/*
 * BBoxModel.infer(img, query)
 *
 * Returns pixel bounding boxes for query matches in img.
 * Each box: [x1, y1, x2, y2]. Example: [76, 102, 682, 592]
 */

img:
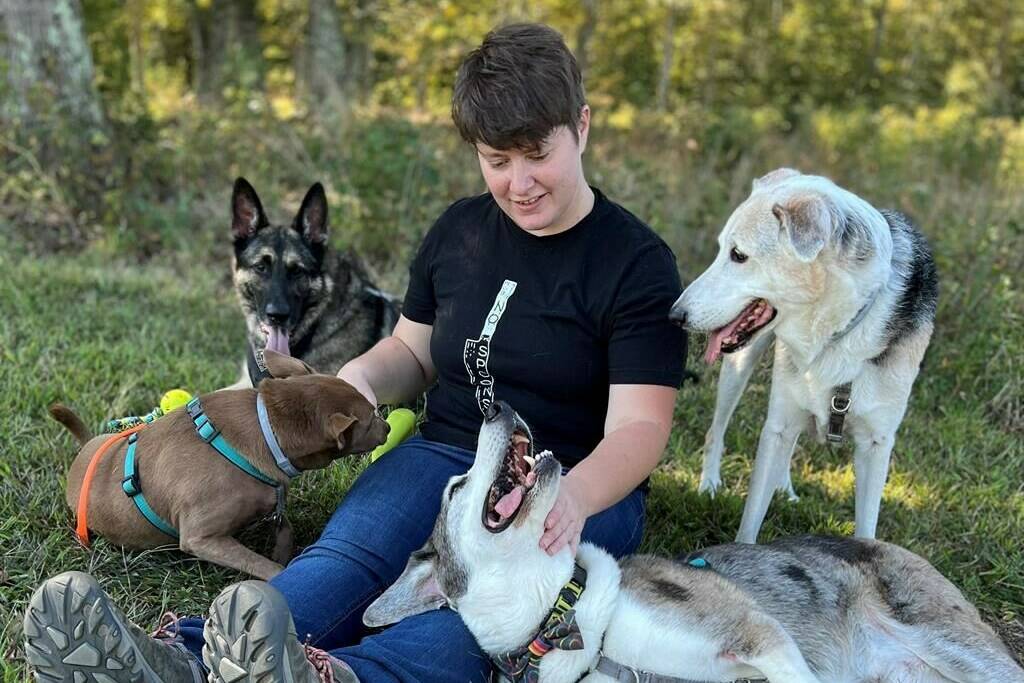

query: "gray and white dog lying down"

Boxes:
[364, 402, 1022, 683]
[670, 168, 938, 543]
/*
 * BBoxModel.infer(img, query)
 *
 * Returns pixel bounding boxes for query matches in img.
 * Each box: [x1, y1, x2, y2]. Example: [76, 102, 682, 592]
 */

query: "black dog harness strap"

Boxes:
[827, 382, 853, 444]
[595, 655, 766, 683]
[491, 562, 587, 682]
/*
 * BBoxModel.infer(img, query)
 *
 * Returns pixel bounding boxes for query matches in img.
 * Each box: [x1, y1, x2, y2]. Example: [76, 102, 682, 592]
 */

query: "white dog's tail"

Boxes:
[49, 404, 92, 445]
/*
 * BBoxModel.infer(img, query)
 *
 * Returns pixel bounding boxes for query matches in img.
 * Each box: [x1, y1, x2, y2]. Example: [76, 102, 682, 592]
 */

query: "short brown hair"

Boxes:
[452, 23, 586, 151]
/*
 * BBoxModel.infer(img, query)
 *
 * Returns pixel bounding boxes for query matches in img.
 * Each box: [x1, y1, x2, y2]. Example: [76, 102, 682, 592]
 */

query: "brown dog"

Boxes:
[50, 351, 388, 579]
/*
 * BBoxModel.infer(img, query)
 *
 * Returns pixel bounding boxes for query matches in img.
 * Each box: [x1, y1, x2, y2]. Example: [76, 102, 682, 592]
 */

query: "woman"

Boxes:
[24, 23, 686, 683]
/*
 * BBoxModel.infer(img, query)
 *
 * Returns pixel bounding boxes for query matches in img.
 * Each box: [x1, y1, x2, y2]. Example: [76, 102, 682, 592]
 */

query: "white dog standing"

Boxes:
[670, 168, 937, 543]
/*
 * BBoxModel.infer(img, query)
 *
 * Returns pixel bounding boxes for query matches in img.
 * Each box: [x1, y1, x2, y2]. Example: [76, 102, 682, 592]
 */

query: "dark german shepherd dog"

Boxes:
[229, 178, 399, 387]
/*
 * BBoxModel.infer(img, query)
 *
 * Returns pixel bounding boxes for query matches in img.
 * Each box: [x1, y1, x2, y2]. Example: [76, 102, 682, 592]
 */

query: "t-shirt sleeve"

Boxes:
[606, 243, 688, 386]
[401, 216, 446, 325]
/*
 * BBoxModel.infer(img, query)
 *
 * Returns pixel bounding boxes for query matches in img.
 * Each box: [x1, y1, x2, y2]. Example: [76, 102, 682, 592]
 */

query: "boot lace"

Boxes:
[150, 611, 184, 643]
[304, 642, 351, 683]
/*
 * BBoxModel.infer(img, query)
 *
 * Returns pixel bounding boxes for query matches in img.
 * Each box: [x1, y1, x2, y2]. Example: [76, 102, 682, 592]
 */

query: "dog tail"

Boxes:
[49, 404, 92, 445]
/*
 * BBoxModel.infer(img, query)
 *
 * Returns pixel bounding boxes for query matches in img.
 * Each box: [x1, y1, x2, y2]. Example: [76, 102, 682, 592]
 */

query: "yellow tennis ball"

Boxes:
[160, 389, 193, 414]
[370, 408, 416, 462]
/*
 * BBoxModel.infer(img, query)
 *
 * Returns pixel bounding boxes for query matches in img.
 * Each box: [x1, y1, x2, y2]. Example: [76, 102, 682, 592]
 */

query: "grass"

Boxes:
[1, 121, 1022, 677]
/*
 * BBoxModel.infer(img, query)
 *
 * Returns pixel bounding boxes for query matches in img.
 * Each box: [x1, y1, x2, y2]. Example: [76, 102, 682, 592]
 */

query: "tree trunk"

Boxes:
[576, 0, 598, 80]
[0, 0, 112, 239]
[127, 0, 146, 95]
[865, 0, 887, 95]
[190, 0, 265, 106]
[299, 0, 347, 112]
[656, 3, 678, 112]
[0, 0, 106, 131]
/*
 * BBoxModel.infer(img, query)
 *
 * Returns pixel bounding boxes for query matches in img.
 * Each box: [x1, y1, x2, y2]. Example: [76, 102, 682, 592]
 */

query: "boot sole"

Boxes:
[203, 581, 308, 683]
[22, 571, 163, 683]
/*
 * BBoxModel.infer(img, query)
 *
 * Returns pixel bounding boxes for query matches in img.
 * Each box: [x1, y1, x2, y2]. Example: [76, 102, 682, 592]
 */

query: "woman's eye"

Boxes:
[528, 153, 549, 162]
[730, 247, 748, 264]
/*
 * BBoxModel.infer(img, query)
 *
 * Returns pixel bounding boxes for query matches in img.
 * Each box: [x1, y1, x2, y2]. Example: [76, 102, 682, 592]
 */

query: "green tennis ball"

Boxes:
[370, 408, 416, 462]
[160, 389, 193, 414]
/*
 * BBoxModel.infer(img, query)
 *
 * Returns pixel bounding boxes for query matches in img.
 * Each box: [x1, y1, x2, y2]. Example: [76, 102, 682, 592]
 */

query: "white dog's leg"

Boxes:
[853, 430, 896, 539]
[736, 380, 805, 544]
[724, 613, 822, 683]
[743, 639, 822, 683]
[701, 331, 774, 496]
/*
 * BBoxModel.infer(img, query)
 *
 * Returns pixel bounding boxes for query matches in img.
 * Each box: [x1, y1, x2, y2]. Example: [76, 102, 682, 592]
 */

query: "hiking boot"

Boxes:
[23, 570, 205, 682]
[204, 580, 359, 683]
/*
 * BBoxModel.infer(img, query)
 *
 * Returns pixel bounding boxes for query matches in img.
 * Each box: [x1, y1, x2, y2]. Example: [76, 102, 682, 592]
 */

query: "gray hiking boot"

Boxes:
[23, 570, 205, 683]
[203, 580, 359, 683]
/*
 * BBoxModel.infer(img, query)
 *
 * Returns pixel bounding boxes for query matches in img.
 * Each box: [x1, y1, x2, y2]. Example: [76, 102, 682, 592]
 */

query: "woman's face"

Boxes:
[475, 107, 591, 237]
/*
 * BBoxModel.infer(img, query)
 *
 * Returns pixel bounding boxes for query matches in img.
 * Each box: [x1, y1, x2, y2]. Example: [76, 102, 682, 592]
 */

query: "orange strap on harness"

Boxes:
[75, 423, 148, 548]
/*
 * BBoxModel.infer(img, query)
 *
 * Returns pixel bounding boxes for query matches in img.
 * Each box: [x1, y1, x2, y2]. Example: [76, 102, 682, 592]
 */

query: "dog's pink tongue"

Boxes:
[266, 327, 291, 356]
[495, 486, 524, 519]
[705, 314, 745, 365]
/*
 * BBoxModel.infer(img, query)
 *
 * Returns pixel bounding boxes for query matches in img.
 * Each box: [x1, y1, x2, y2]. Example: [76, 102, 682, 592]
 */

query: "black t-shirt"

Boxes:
[402, 188, 687, 467]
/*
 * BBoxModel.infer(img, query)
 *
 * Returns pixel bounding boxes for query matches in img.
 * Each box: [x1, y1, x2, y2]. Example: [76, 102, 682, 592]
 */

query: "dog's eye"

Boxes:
[253, 257, 271, 274]
[730, 247, 748, 264]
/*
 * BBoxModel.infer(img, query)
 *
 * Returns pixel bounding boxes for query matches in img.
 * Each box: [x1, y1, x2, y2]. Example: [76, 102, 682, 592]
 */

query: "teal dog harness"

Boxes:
[122, 396, 287, 537]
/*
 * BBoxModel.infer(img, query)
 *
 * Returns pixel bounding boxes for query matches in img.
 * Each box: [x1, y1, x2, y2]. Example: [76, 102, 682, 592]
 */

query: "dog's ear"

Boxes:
[263, 350, 315, 378]
[752, 167, 801, 191]
[328, 412, 358, 451]
[362, 541, 446, 627]
[232, 177, 268, 242]
[294, 182, 328, 245]
[773, 194, 831, 262]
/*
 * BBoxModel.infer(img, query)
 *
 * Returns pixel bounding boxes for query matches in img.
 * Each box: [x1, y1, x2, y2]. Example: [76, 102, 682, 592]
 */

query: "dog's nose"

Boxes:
[668, 308, 687, 328]
[266, 301, 290, 327]
[484, 402, 502, 421]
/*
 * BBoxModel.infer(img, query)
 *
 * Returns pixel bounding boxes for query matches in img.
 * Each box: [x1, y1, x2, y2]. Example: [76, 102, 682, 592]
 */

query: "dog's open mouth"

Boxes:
[705, 298, 777, 363]
[260, 323, 291, 356]
[482, 427, 555, 533]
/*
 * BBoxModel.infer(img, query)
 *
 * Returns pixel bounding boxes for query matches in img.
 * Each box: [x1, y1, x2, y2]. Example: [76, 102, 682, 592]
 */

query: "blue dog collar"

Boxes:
[256, 394, 301, 478]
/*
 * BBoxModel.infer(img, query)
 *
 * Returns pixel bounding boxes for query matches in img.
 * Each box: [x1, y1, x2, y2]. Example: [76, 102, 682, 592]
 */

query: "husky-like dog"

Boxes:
[364, 402, 1022, 683]
[669, 168, 937, 543]
[229, 178, 399, 386]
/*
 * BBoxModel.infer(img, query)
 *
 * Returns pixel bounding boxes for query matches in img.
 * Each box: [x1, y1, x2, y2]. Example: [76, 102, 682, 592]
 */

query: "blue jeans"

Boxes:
[178, 436, 647, 682]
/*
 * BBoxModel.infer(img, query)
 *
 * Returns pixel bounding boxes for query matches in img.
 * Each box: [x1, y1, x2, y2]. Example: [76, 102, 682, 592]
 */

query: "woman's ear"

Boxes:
[577, 104, 591, 154]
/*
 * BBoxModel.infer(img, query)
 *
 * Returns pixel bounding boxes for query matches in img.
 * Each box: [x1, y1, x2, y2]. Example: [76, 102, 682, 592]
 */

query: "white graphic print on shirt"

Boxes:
[463, 279, 517, 415]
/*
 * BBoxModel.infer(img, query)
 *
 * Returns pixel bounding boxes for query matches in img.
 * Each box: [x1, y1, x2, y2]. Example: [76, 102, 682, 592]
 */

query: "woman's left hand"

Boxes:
[540, 476, 589, 556]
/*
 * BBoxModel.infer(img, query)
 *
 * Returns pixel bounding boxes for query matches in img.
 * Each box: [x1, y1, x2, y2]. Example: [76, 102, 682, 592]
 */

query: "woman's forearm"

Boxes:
[564, 418, 671, 517]
[338, 336, 432, 406]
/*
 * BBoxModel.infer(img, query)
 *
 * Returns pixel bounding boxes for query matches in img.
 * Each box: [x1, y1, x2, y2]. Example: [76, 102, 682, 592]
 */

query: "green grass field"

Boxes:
[1, 130, 1022, 677]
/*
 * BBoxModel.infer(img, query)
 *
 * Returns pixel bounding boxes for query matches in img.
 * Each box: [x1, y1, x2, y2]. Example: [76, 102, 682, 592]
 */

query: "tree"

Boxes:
[0, 0, 107, 134]
[298, 0, 348, 111]
[0, 0, 112, 237]
[190, 0, 265, 105]
[575, 0, 597, 80]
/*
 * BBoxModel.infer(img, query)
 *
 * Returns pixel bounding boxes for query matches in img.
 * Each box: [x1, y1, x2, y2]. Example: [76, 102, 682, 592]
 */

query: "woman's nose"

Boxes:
[508, 161, 534, 195]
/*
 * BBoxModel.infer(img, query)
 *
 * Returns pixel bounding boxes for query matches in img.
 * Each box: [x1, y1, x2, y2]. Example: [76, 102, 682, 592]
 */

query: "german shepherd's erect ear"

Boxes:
[231, 177, 269, 244]
[293, 182, 329, 246]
